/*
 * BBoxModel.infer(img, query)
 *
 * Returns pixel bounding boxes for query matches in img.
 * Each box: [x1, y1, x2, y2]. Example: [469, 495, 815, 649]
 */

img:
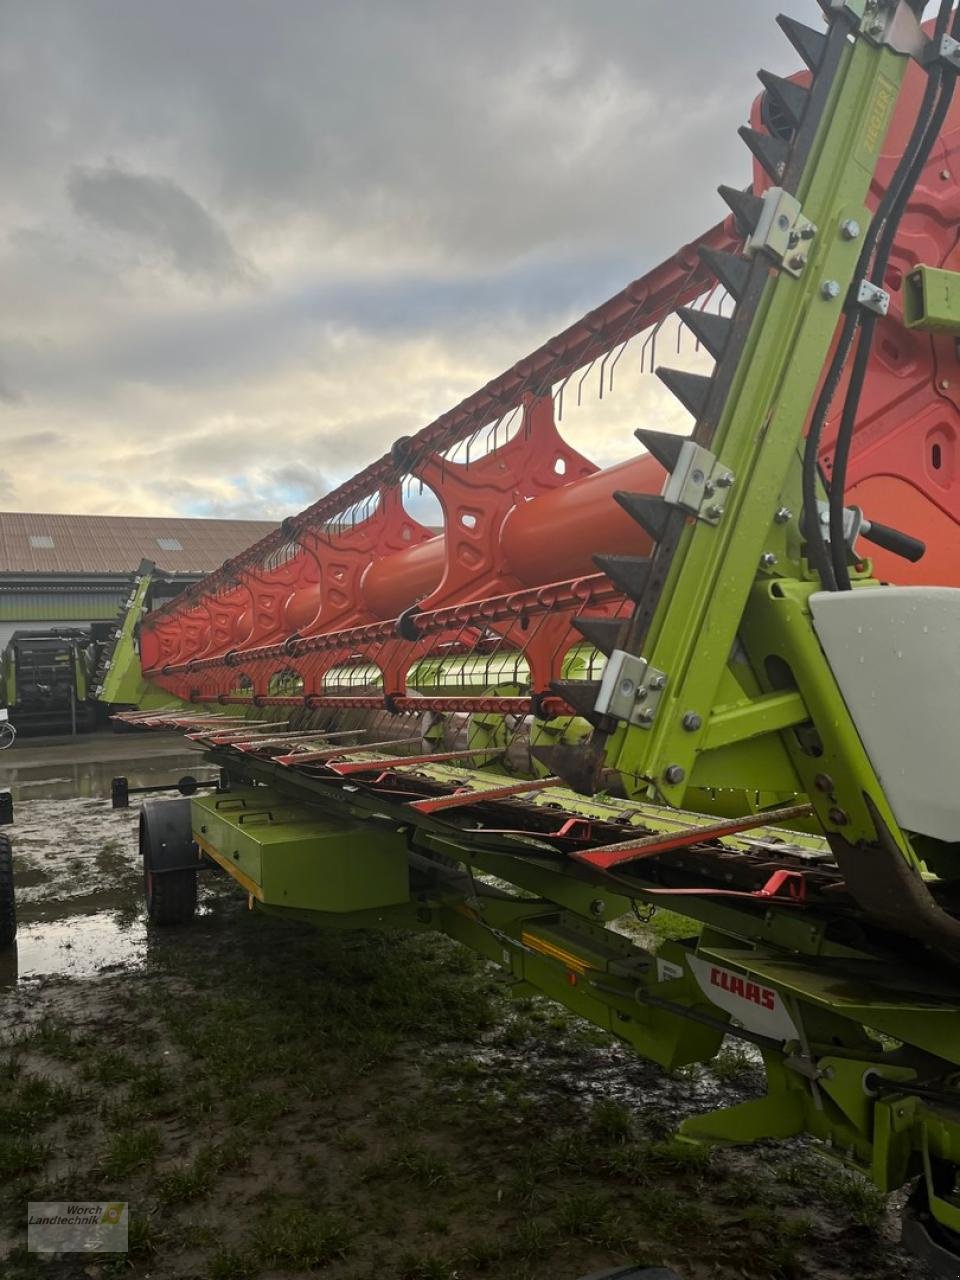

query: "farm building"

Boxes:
[0, 512, 276, 648]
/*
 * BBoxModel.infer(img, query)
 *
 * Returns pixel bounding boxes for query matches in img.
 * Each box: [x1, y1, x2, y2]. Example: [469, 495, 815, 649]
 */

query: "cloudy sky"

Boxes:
[1, 0, 829, 522]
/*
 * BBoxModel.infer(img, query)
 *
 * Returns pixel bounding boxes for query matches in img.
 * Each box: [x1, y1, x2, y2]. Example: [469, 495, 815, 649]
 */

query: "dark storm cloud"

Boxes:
[68, 165, 257, 286]
[1, 0, 827, 266]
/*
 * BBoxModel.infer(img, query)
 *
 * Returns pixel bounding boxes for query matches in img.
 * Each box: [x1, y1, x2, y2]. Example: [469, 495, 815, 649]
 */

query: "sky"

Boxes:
[0, 0, 830, 522]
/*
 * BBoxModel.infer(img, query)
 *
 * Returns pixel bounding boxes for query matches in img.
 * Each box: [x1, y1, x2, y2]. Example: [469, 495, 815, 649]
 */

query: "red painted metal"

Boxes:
[274, 737, 421, 766]
[571, 803, 815, 871]
[208, 730, 365, 748]
[140, 58, 960, 722]
[329, 748, 503, 776]
[145, 222, 731, 626]
[407, 777, 565, 814]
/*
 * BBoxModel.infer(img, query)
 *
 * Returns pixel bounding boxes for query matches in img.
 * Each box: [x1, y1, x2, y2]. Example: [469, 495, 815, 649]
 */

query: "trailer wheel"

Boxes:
[140, 798, 198, 925]
[0, 833, 16, 949]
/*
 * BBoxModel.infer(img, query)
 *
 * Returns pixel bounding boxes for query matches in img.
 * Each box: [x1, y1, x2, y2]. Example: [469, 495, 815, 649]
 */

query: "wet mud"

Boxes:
[0, 733, 935, 1279]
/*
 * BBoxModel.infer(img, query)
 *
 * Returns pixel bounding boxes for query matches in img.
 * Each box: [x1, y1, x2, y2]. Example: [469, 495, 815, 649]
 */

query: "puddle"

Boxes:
[1, 751, 216, 803]
[0, 735, 222, 982]
[0, 911, 147, 985]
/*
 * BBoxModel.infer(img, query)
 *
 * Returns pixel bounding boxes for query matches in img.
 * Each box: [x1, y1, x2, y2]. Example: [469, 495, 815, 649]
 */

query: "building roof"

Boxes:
[0, 512, 277, 575]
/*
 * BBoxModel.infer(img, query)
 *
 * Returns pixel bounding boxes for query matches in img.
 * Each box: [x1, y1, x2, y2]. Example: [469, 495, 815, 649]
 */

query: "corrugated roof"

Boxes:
[0, 512, 277, 574]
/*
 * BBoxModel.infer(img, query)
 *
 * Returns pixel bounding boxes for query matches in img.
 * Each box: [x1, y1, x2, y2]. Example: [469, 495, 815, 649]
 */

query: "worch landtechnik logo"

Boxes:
[28, 1202, 128, 1253]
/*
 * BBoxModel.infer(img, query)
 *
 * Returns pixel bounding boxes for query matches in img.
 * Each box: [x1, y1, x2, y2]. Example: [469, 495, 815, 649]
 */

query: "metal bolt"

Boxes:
[941, 169, 951, 180]
[648, 674, 667, 691]
[760, 552, 778, 568]
[814, 773, 835, 793]
[664, 764, 686, 785]
[828, 806, 849, 826]
[706, 505, 724, 520]
[841, 219, 861, 241]
[619, 677, 636, 699]
[777, 213, 791, 231]
[821, 279, 841, 300]
[636, 707, 655, 725]
[774, 506, 792, 524]
[799, 225, 816, 241]
[715, 473, 734, 489]
[589, 899, 605, 918]
[703, 480, 716, 498]
[789, 254, 807, 271]
[682, 711, 702, 732]
[940, 379, 951, 391]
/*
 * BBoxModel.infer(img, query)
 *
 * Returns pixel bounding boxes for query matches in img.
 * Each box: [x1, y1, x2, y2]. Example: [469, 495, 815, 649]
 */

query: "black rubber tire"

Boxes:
[144, 866, 197, 925]
[0, 833, 16, 950]
[140, 800, 198, 926]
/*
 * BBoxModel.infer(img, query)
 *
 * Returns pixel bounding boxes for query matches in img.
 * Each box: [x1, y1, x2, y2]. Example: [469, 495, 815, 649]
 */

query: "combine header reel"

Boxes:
[106, 0, 960, 1270]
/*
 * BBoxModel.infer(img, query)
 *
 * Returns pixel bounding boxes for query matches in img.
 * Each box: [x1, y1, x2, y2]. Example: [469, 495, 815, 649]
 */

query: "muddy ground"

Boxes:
[0, 732, 935, 1280]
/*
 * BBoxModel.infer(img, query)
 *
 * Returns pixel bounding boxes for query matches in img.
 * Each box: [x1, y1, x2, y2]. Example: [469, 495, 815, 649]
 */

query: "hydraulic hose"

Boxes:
[828, 2, 959, 587]
[802, 0, 956, 589]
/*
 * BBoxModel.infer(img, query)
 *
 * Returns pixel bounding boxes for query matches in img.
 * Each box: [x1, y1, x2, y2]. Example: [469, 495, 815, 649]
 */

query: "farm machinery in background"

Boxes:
[0, 563, 208, 737]
[84, 1, 960, 1270]
[0, 630, 97, 736]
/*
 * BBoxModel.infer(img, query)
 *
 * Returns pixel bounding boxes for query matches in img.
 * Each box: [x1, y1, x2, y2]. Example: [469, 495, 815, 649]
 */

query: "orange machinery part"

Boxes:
[358, 452, 663, 620]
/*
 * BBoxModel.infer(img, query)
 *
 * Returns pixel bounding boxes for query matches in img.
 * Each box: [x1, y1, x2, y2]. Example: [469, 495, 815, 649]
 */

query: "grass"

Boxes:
[0, 863, 915, 1280]
[83, 1048, 141, 1086]
[100, 1125, 162, 1178]
[819, 1166, 887, 1229]
[0, 1072, 78, 1136]
[397, 1253, 459, 1280]
[364, 1143, 452, 1189]
[708, 1043, 759, 1085]
[250, 1200, 352, 1269]
[19, 1014, 82, 1060]
[0, 1136, 50, 1179]
[207, 1246, 258, 1280]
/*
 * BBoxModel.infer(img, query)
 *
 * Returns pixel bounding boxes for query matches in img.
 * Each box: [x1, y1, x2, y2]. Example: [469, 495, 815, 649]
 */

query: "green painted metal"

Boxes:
[113, 4, 960, 1253]
[1, 644, 13, 707]
[903, 264, 960, 331]
[173, 704, 960, 1245]
[1, 629, 93, 726]
[597, 23, 925, 868]
[192, 754, 960, 1211]
[95, 566, 190, 711]
[0, 589, 125, 622]
[738, 578, 929, 865]
[191, 787, 409, 911]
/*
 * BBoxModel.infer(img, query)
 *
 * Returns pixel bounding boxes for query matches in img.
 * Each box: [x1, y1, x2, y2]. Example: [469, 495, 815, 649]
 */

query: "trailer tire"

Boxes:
[0, 833, 16, 950]
[140, 798, 198, 925]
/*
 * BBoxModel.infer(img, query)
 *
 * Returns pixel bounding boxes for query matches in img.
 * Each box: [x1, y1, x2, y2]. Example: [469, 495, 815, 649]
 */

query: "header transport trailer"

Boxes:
[41, 1, 960, 1271]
